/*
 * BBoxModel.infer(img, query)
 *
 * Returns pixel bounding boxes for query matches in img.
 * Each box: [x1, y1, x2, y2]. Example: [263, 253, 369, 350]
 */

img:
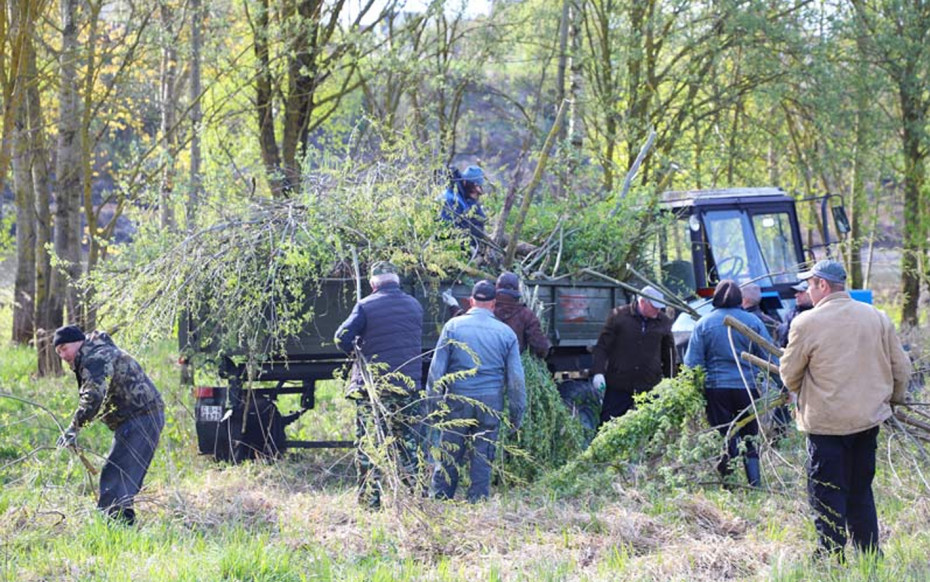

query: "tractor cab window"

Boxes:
[703, 210, 757, 284]
[752, 212, 801, 284]
[702, 208, 801, 287]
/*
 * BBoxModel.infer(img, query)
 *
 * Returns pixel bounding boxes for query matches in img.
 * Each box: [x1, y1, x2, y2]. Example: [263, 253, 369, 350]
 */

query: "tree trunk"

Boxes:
[78, 0, 103, 329]
[29, 52, 60, 374]
[848, 67, 868, 290]
[55, 0, 84, 326]
[188, 0, 202, 231]
[0, 0, 31, 197]
[281, 0, 320, 195]
[899, 84, 927, 328]
[252, 0, 285, 197]
[158, 1, 178, 230]
[12, 90, 35, 344]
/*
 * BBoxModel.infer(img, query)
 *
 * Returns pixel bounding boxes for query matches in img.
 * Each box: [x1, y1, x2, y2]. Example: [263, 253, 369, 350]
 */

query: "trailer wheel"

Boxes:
[210, 395, 288, 463]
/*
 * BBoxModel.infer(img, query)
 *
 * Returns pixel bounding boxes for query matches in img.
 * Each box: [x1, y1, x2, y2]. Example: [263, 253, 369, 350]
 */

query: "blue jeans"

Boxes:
[431, 396, 501, 503]
[98, 409, 165, 523]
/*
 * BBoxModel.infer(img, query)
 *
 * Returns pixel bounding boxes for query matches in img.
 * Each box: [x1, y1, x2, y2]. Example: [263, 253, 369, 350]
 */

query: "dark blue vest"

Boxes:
[354, 284, 424, 391]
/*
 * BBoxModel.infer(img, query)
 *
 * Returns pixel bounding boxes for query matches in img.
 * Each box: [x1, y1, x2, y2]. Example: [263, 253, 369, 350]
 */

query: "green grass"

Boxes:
[2, 302, 930, 581]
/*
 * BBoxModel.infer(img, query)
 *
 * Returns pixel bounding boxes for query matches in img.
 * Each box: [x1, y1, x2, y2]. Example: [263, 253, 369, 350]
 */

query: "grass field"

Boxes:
[2, 300, 929, 581]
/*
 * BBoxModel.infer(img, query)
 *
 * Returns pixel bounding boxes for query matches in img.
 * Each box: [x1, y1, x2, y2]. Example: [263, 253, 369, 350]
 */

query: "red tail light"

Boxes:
[697, 287, 715, 298]
[193, 387, 214, 399]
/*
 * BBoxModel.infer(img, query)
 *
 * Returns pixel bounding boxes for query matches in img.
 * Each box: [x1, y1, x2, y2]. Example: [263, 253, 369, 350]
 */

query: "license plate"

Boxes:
[198, 405, 223, 423]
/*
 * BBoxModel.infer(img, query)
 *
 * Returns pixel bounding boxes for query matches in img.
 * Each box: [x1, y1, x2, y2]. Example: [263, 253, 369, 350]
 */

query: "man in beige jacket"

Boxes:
[780, 260, 912, 561]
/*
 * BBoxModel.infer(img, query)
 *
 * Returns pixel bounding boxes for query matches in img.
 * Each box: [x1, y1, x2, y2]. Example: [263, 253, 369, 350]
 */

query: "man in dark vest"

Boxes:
[335, 261, 425, 509]
[591, 285, 677, 423]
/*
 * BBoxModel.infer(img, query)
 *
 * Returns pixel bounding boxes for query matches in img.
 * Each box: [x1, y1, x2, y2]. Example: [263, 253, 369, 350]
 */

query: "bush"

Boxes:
[545, 368, 716, 495]
[495, 353, 590, 485]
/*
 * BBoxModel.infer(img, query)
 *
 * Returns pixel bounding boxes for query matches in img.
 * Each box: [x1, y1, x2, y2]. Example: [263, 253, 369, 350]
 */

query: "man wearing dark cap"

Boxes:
[493, 272, 551, 359]
[427, 279, 526, 502]
[684, 280, 775, 487]
[591, 285, 677, 423]
[335, 260, 425, 509]
[775, 281, 813, 349]
[54, 324, 165, 525]
[780, 260, 912, 561]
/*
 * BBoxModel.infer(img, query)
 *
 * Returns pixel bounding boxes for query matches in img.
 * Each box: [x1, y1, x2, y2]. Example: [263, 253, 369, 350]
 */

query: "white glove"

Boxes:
[57, 427, 78, 449]
[592, 374, 606, 392]
[441, 289, 459, 308]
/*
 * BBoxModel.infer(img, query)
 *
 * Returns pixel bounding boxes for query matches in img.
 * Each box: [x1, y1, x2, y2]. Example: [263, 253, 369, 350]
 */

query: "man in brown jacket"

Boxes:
[494, 272, 551, 359]
[780, 260, 912, 561]
[592, 286, 677, 423]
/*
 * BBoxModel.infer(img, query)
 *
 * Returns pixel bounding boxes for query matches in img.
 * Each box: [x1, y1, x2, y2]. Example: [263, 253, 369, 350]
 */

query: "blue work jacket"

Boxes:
[683, 307, 778, 390]
[427, 307, 526, 428]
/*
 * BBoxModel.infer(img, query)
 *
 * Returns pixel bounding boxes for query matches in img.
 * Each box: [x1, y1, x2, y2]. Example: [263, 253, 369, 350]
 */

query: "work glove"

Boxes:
[592, 374, 606, 392]
[441, 288, 459, 308]
[56, 427, 78, 449]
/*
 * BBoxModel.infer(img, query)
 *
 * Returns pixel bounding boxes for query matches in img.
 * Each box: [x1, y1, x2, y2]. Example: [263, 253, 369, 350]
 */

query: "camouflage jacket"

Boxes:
[68, 331, 164, 432]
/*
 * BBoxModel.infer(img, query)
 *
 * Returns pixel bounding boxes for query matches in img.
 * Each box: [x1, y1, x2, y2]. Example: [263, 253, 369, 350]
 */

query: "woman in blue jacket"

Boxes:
[684, 280, 777, 487]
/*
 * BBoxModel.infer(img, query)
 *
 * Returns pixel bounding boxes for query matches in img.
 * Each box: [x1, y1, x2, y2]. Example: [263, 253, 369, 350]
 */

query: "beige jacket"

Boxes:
[780, 292, 912, 436]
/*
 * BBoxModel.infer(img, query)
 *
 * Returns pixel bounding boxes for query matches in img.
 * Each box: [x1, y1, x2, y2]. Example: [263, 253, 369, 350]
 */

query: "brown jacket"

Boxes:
[780, 292, 912, 436]
[494, 294, 551, 359]
[592, 303, 676, 394]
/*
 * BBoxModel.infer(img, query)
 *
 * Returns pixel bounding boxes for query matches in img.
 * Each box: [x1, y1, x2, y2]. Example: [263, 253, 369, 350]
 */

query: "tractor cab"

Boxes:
[653, 187, 807, 301]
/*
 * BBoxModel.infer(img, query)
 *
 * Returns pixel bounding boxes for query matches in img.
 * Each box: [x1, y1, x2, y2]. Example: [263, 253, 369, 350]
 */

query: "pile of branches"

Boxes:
[544, 368, 714, 495]
[89, 156, 470, 356]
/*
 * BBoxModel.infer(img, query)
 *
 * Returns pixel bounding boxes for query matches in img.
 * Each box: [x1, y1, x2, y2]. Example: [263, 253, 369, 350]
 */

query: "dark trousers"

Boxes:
[599, 389, 635, 424]
[99, 409, 165, 524]
[432, 397, 501, 503]
[355, 393, 422, 508]
[807, 426, 880, 556]
[704, 389, 759, 479]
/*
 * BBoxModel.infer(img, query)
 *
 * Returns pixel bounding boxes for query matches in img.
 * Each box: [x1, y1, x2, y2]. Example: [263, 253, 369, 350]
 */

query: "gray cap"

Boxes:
[790, 281, 809, 292]
[639, 285, 665, 308]
[798, 259, 846, 284]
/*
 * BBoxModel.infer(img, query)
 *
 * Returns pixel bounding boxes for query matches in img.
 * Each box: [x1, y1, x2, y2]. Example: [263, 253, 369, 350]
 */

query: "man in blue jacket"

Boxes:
[335, 261, 425, 509]
[439, 166, 488, 256]
[428, 280, 526, 502]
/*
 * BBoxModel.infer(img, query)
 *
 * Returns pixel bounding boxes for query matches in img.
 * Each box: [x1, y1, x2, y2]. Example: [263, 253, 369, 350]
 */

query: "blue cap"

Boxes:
[472, 280, 496, 301]
[460, 166, 485, 186]
[798, 259, 846, 284]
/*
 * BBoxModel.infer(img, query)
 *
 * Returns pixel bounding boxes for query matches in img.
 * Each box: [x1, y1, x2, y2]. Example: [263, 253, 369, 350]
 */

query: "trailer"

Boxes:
[182, 186, 849, 461]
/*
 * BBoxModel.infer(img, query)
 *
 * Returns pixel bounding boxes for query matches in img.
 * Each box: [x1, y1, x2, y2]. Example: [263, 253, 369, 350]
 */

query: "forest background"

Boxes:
[2, 0, 930, 580]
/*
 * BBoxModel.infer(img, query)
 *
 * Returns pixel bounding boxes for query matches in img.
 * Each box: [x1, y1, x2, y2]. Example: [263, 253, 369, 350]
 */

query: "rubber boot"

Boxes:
[744, 457, 761, 488]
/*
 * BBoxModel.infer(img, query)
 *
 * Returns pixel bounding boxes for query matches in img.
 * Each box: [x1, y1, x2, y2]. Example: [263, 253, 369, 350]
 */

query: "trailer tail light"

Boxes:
[697, 287, 715, 298]
[193, 386, 214, 400]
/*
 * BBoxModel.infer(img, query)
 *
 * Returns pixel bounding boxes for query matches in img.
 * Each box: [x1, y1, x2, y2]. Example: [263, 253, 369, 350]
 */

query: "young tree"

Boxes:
[246, 0, 396, 197]
[851, 0, 930, 327]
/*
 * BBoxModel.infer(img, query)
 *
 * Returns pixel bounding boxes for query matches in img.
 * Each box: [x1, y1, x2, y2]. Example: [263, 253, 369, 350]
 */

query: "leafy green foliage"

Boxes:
[496, 353, 589, 485]
[546, 368, 715, 495]
[88, 151, 468, 364]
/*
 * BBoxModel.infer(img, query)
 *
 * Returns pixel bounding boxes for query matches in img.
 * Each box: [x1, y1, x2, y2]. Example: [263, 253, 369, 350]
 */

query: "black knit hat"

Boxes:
[53, 325, 86, 347]
[712, 280, 742, 309]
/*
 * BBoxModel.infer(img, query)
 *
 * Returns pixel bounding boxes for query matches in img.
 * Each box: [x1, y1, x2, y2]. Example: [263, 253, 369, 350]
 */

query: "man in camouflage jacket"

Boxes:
[54, 325, 165, 525]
